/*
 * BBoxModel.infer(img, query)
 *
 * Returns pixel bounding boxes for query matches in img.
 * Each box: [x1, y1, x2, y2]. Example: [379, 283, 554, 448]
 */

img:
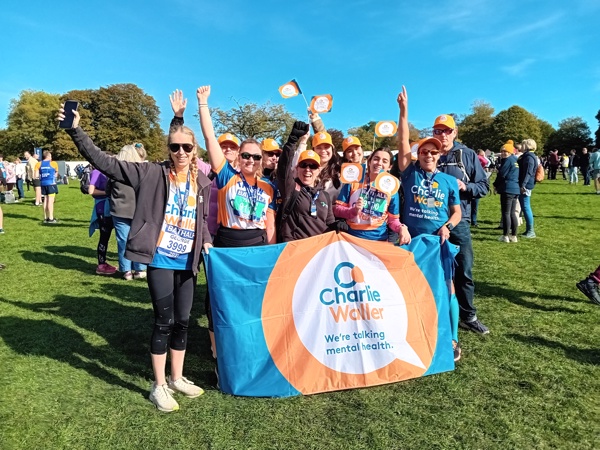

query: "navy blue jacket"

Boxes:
[437, 142, 489, 222]
[518, 151, 537, 190]
[493, 155, 520, 195]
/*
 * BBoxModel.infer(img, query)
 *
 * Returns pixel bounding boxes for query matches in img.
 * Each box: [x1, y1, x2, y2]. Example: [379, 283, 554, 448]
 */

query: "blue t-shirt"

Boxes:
[39, 160, 57, 186]
[400, 163, 460, 237]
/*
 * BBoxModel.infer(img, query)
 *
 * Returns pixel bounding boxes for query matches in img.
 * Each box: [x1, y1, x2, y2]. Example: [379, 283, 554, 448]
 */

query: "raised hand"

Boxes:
[197, 86, 211, 105]
[169, 89, 187, 117]
[397, 85, 408, 110]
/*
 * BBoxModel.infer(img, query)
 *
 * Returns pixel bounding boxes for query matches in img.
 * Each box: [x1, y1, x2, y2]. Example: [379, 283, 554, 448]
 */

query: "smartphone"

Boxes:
[59, 100, 79, 129]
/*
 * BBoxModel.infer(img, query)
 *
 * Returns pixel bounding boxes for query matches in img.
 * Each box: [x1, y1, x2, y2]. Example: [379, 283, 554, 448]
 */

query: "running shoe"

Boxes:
[123, 271, 133, 281]
[133, 270, 147, 279]
[46, 219, 58, 224]
[498, 235, 509, 243]
[453, 341, 462, 362]
[521, 231, 536, 238]
[0, 229, 4, 234]
[509, 235, 518, 243]
[149, 383, 179, 412]
[576, 278, 600, 306]
[167, 376, 205, 398]
[96, 263, 117, 275]
[459, 319, 490, 335]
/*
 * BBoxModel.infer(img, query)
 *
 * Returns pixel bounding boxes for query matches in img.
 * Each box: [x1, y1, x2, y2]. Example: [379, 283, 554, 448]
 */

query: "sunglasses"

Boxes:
[298, 162, 319, 170]
[263, 151, 281, 157]
[241, 152, 262, 161]
[169, 143, 194, 153]
[433, 128, 454, 136]
[420, 149, 440, 156]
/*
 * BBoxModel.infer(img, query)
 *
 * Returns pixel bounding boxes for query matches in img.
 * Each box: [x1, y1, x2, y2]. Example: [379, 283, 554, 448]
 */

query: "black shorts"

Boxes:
[33, 179, 41, 187]
[41, 185, 58, 196]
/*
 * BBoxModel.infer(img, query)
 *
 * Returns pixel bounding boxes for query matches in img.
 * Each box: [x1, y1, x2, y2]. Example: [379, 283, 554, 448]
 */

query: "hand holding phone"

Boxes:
[58, 100, 79, 129]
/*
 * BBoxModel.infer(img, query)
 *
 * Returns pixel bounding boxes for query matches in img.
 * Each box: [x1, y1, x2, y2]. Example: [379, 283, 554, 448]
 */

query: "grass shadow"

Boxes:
[21, 250, 96, 274]
[0, 315, 147, 396]
[507, 333, 600, 366]
[477, 281, 585, 313]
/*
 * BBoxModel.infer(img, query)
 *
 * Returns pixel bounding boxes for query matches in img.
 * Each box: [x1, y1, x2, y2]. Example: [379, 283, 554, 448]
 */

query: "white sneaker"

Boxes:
[168, 376, 205, 398]
[498, 235, 510, 243]
[509, 235, 518, 243]
[149, 383, 179, 412]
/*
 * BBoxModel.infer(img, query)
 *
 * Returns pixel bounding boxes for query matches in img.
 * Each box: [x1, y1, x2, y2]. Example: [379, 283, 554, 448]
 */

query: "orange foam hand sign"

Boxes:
[310, 94, 333, 114]
[375, 121, 398, 137]
[279, 80, 302, 98]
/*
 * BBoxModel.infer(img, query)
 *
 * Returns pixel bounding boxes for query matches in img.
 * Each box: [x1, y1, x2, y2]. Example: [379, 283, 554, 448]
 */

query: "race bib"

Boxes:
[156, 224, 195, 258]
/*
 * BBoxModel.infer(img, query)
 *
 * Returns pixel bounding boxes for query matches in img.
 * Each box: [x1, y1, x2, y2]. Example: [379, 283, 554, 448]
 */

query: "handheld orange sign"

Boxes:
[375, 121, 398, 137]
[340, 163, 364, 184]
[374, 172, 400, 196]
[279, 80, 302, 99]
[310, 94, 333, 114]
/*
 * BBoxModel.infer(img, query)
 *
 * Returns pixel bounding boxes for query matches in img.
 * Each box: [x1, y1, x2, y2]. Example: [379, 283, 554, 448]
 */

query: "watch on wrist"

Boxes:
[445, 222, 454, 231]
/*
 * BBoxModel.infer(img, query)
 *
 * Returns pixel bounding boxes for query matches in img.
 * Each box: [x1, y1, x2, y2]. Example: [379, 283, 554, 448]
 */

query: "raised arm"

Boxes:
[397, 86, 411, 172]
[278, 121, 310, 201]
[196, 86, 224, 172]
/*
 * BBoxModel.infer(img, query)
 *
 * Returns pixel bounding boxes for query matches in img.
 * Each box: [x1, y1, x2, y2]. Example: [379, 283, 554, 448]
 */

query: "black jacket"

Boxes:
[518, 151, 537, 190]
[277, 135, 335, 242]
[67, 127, 212, 274]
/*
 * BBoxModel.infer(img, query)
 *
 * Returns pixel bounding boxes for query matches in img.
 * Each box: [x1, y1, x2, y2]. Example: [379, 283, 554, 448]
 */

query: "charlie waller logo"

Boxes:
[319, 262, 384, 322]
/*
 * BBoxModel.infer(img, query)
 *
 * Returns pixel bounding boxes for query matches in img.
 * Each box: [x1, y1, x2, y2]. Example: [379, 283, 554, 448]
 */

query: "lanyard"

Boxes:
[310, 190, 321, 217]
[418, 167, 438, 199]
[239, 173, 259, 214]
[362, 171, 378, 216]
[175, 170, 191, 222]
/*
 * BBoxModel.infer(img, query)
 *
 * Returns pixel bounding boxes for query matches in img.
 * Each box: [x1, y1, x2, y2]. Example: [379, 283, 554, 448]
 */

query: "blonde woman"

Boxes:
[59, 103, 212, 413]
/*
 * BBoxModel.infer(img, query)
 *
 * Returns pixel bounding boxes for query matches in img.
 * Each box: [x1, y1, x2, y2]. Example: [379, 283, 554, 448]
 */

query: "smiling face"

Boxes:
[368, 150, 391, 178]
[314, 143, 333, 166]
[418, 143, 441, 172]
[168, 130, 196, 172]
[296, 160, 321, 187]
[220, 141, 240, 163]
[344, 145, 363, 163]
[238, 142, 262, 178]
[262, 151, 280, 170]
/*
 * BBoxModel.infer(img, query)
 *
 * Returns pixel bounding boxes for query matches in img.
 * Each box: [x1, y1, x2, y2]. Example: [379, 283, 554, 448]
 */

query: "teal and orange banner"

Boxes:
[205, 233, 456, 397]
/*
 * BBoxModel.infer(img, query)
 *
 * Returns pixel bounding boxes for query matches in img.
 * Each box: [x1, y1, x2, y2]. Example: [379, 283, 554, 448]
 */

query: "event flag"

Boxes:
[205, 233, 457, 397]
[309, 94, 334, 114]
[375, 121, 398, 137]
[278, 79, 302, 98]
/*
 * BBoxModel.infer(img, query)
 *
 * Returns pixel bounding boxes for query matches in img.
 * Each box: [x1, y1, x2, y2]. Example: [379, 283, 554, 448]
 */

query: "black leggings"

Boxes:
[148, 267, 197, 355]
[97, 214, 113, 265]
[500, 193, 519, 236]
[205, 227, 267, 331]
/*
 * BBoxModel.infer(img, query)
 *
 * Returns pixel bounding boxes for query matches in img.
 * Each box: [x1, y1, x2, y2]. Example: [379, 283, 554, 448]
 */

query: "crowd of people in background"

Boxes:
[1, 86, 598, 411]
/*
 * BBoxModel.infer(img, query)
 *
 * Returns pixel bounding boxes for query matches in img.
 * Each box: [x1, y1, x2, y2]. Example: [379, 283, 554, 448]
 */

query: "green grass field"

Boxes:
[0, 180, 598, 450]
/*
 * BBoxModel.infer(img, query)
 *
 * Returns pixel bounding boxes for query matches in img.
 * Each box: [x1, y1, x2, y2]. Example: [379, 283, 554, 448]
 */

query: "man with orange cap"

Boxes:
[433, 114, 490, 335]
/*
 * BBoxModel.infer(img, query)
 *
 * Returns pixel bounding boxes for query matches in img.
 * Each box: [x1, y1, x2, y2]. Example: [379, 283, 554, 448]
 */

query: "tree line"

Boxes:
[0, 84, 598, 161]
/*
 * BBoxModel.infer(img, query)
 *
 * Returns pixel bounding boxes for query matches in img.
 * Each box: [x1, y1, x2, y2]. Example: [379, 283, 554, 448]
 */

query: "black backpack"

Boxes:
[79, 164, 92, 194]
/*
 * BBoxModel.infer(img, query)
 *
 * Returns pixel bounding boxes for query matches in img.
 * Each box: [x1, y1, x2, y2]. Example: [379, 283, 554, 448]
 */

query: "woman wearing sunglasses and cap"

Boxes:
[396, 86, 463, 362]
[58, 102, 212, 412]
[276, 121, 347, 242]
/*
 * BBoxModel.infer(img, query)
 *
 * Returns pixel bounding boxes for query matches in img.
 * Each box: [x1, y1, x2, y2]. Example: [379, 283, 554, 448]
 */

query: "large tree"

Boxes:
[4, 90, 61, 157]
[489, 106, 542, 151]
[536, 118, 556, 154]
[545, 117, 593, 154]
[457, 101, 495, 151]
[210, 100, 297, 145]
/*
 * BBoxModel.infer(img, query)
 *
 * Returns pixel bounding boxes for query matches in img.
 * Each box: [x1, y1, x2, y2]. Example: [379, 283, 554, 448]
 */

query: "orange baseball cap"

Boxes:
[312, 131, 333, 148]
[217, 133, 240, 147]
[418, 137, 443, 152]
[342, 136, 361, 152]
[297, 149, 321, 166]
[433, 114, 456, 129]
[260, 138, 282, 153]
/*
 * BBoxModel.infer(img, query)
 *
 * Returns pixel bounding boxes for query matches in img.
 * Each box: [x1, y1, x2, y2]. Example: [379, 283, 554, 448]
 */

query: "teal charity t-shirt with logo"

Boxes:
[400, 163, 460, 237]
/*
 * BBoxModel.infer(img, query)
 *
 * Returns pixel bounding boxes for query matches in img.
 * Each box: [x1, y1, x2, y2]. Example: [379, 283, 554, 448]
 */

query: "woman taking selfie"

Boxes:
[59, 102, 212, 413]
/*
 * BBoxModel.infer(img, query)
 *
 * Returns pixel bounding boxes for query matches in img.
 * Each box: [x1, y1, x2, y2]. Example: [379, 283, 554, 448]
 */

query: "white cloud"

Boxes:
[501, 58, 536, 76]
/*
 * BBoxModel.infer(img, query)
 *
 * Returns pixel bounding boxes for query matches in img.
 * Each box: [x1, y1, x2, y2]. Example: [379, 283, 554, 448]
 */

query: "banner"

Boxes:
[375, 121, 398, 137]
[205, 233, 456, 397]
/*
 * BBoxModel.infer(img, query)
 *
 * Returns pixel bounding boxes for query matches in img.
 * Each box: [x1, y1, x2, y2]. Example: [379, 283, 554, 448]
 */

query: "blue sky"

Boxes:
[1, 0, 599, 142]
